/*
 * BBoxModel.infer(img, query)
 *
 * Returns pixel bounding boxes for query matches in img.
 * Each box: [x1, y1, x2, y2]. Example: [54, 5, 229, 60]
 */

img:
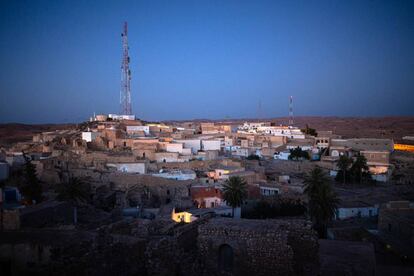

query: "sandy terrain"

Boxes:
[0, 123, 75, 146]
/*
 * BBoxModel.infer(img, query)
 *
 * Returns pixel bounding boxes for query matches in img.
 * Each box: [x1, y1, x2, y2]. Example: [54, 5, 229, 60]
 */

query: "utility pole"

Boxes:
[289, 96, 294, 126]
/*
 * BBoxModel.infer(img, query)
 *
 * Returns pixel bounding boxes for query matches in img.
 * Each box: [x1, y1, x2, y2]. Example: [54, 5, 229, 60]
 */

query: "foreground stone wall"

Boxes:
[198, 218, 319, 276]
[378, 206, 414, 249]
[1, 217, 319, 276]
[20, 201, 75, 228]
[0, 210, 20, 230]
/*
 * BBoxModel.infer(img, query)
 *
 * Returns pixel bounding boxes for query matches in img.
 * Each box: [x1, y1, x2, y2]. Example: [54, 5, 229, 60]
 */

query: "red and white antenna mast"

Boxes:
[120, 22, 132, 115]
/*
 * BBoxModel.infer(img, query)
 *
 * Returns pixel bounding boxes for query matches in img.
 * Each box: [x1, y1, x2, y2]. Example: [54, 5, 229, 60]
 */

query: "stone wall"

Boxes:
[20, 201, 75, 228]
[0, 210, 20, 230]
[152, 159, 242, 171]
[0, 217, 318, 276]
[378, 205, 414, 248]
[198, 218, 319, 276]
[265, 159, 320, 177]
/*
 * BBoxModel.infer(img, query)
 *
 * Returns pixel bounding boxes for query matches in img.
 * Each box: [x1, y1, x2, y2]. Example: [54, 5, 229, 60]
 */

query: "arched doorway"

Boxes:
[218, 244, 233, 272]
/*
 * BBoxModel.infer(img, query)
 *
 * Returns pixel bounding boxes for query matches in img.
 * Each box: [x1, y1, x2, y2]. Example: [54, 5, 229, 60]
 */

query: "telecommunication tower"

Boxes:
[120, 22, 132, 115]
[289, 96, 294, 126]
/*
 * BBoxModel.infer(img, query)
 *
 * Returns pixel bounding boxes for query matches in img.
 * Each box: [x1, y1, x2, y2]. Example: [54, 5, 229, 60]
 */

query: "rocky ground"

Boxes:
[0, 123, 75, 146]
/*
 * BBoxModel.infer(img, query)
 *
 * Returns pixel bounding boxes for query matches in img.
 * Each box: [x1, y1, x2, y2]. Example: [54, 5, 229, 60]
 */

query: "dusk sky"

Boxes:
[1, 0, 414, 123]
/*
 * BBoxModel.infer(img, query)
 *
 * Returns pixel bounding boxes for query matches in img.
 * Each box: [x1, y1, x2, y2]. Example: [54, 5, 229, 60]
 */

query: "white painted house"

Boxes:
[274, 151, 291, 160]
[126, 125, 150, 135]
[108, 114, 135, 120]
[175, 139, 201, 154]
[166, 143, 184, 154]
[202, 140, 221, 151]
[106, 162, 146, 174]
[81, 131, 100, 142]
[238, 123, 305, 139]
[260, 186, 280, 196]
[335, 202, 379, 220]
[152, 170, 197, 180]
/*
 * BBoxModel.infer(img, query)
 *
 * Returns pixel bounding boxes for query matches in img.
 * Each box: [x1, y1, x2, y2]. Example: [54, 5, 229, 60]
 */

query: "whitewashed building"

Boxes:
[152, 170, 197, 180]
[126, 125, 150, 135]
[335, 202, 379, 220]
[166, 143, 184, 154]
[238, 123, 305, 139]
[202, 140, 221, 151]
[81, 131, 100, 142]
[106, 162, 146, 174]
[175, 139, 201, 154]
[108, 114, 136, 120]
[260, 186, 280, 196]
[274, 151, 291, 160]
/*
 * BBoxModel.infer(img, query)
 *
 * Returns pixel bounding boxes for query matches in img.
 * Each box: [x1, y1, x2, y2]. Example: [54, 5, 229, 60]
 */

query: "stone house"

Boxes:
[190, 185, 224, 208]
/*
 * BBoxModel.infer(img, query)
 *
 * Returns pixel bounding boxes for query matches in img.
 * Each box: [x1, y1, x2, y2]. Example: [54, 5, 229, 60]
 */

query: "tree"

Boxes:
[56, 177, 91, 205]
[336, 155, 353, 184]
[20, 154, 42, 204]
[350, 154, 371, 184]
[302, 124, 317, 136]
[304, 167, 339, 238]
[289, 147, 310, 161]
[246, 154, 260, 161]
[222, 176, 248, 218]
[243, 198, 306, 219]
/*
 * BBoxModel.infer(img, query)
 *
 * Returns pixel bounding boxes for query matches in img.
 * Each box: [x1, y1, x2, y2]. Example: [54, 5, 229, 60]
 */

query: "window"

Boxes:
[218, 244, 233, 272]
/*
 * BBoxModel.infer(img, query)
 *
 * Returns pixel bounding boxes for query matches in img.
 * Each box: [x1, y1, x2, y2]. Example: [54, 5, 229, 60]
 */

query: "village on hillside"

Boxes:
[1, 115, 413, 275]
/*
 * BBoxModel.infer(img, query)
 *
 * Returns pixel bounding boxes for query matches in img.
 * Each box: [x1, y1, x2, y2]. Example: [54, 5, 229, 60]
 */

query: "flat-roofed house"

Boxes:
[166, 142, 184, 154]
[175, 139, 201, 154]
[191, 185, 224, 208]
[126, 125, 150, 135]
[201, 139, 221, 151]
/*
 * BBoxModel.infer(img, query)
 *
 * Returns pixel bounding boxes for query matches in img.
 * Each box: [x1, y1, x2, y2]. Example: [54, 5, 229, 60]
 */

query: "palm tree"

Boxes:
[304, 167, 340, 238]
[56, 177, 91, 205]
[336, 155, 353, 184]
[351, 154, 370, 184]
[302, 124, 317, 136]
[222, 176, 248, 218]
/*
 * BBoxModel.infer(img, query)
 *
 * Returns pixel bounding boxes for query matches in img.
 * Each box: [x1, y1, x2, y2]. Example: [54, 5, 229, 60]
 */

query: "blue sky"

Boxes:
[0, 0, 413, 123]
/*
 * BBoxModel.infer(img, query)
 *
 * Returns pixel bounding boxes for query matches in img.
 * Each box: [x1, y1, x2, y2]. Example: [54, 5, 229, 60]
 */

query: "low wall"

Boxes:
[198, 218, 319, 276]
